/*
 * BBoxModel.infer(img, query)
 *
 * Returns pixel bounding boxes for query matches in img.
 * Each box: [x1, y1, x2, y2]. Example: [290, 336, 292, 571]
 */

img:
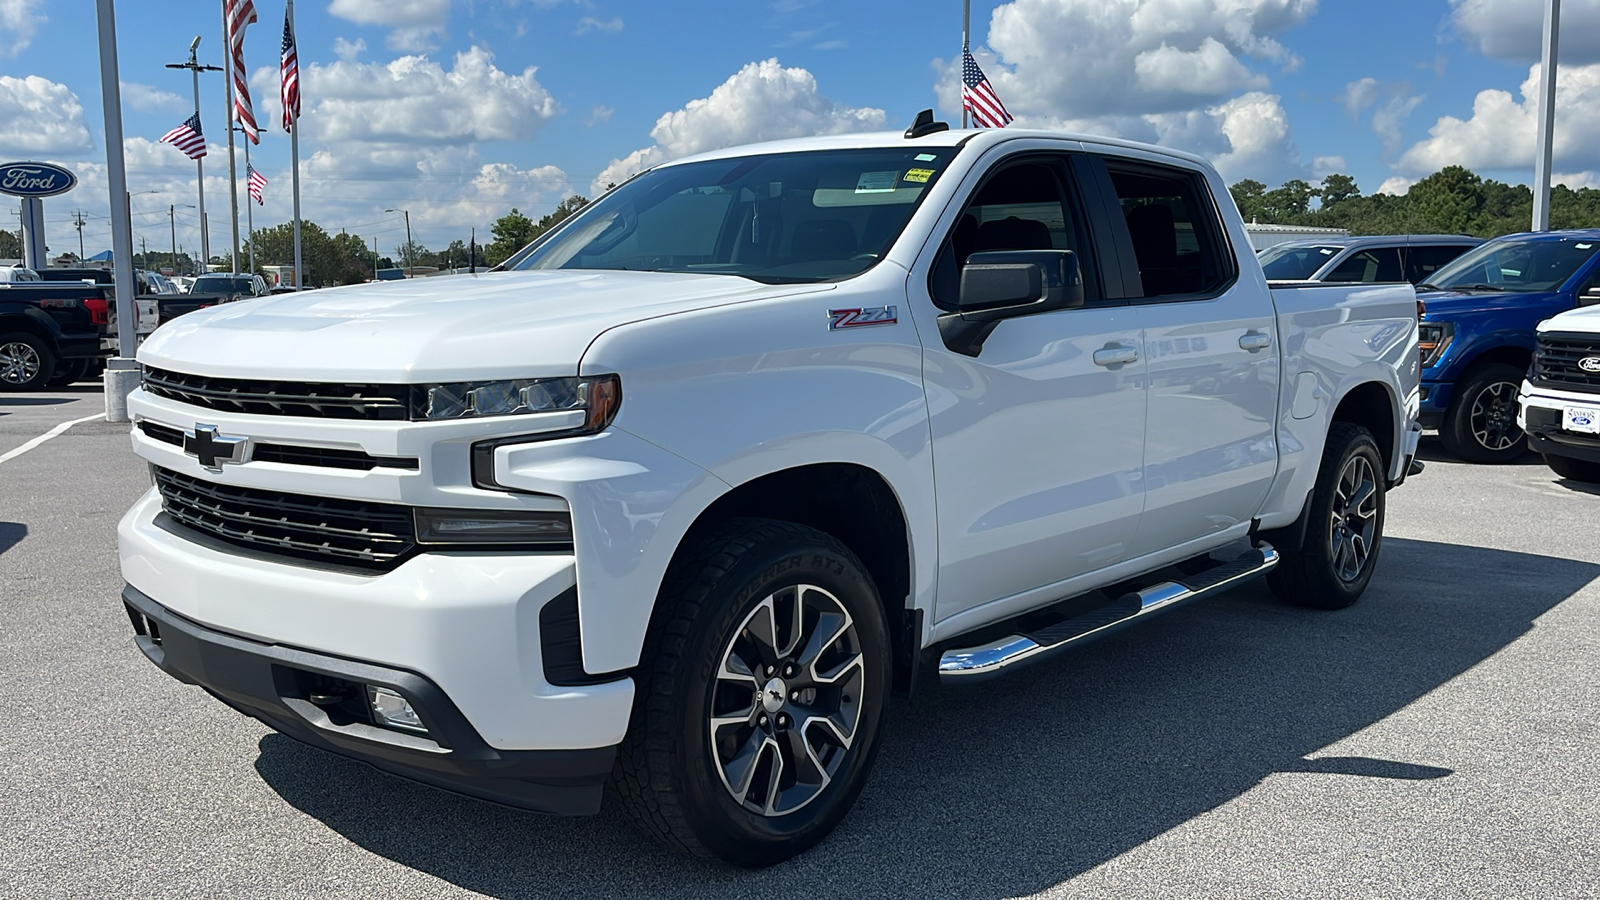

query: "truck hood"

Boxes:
[1417, 288, 1558, 318]
[138, 270, 832, 381]
[1540, 302, 1600, 332]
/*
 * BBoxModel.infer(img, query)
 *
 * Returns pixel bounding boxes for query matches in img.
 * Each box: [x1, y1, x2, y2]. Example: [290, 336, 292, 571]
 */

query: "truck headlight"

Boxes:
[1417, 322, 1453, 369]
[414, 374, 621, 428]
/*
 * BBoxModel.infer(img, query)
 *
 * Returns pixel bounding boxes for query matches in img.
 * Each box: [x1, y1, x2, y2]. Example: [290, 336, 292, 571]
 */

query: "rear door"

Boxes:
[1325, 247, 1403, 283]
[909, 150, 1148, 625]
[1089, 152, 1280, 556]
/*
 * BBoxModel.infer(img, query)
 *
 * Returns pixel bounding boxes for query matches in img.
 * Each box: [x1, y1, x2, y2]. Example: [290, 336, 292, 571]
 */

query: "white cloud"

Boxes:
[121, 82, 187, 113]
[592, 58, 886, 194]
[1555, 171, 1600, 190]
[941, 0, 1317, 121]
[1450, 0, 1600, 65]
[1312, 155, 1345, 176]
[0, 0, 45, 57]
[328, 0, 449, 51]
[333, 37, 367, 61]
[1397, 62, 1600, 175]
[586, 105, 613, 126]
[0, 75, 91, 156]
[252, 47, 560, 145]
[1340, 77, 1381, 117]
[1202, 91, 1299, 183]
[1377, 176, 1413, 195]
[1134, 37, 1268, 97]
[1370, 92, 1424, 155]
[575, 16, 623, 34]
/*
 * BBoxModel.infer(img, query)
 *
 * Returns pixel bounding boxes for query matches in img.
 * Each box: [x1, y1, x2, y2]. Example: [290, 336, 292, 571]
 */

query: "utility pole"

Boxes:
[371, 233, 378, 280]
[170, 205, 177, 274]
[1532, 0, 1561, 231]
[73, 209, 87, 259]
[386, 208, 413, 277]
[165, 37, 221, 268]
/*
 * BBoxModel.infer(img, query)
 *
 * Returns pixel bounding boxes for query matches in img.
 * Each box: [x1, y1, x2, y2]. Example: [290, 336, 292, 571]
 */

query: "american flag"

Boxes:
[247, 164, 267, 205]
[962, 50, 1012, 129]
[280, 10, 299, 132]
[160, 113, 207, 160]
[226, 0, 260, 144]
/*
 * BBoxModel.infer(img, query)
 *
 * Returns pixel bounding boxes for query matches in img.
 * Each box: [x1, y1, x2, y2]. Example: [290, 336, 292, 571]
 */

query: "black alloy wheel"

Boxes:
[614, 518, 890, 867]
[1268, 422, 1387, 609]
[1441, 363, 1529, 463]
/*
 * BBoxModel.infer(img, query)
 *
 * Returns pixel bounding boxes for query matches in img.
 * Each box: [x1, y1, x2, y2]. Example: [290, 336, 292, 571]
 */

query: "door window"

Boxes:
[1326, 247, 1403, 282]
[1104, 165, 1234, 299]
[929, 159, 1095, 309]
[1405, 245, 1473, 285]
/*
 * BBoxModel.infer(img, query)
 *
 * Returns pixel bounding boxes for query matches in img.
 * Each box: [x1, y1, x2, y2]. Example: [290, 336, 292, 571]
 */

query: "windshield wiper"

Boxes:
[1415, 282, 1440, 292]
[1458, 283, 1513, 292]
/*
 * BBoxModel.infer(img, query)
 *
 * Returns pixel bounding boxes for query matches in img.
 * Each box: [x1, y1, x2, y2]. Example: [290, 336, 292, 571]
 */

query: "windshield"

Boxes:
[1257, 244, 1342, 280]
[512, 148, 960, 284]
[1426, 236, 1600, 292]
[192, 276, 255, 293]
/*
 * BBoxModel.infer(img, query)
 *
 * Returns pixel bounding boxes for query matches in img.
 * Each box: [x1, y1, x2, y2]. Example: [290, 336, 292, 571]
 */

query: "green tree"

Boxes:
[1261, 179, 1320, 222]
[486, 208, 536, 265]
[1405, 166, 1485, 235]
[1318, 174, 1361, 209]
[1229, 179, 1267, 222]
[1, 228, 23, 259]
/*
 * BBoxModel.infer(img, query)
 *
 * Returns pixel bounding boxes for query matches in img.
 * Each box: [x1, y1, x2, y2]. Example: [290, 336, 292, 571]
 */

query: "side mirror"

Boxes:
[1580, 284, 1600, 307]
[938, 250, 1085, 356]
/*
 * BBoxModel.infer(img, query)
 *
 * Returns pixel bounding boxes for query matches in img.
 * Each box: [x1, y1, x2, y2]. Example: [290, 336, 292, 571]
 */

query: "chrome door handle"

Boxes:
[1239, 331, 1272, 352]
[1093, 346, 1139, 367]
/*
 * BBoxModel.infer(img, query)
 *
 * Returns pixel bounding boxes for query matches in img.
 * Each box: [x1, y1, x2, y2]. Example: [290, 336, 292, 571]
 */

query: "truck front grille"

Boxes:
[142, 366, 411, 420]
[153, 467, 416, 570]
[1531, 332, 1600, 394]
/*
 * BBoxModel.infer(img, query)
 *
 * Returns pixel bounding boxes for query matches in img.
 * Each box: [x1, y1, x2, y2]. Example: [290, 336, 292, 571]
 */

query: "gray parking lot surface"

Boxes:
[2, 387, 1597, 898]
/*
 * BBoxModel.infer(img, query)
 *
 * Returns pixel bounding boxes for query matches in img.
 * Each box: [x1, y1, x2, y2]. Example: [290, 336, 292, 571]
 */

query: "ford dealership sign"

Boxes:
[0, 161, 77, 198]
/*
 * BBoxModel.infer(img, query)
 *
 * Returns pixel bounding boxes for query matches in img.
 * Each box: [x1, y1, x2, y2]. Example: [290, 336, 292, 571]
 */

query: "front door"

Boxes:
[912, 155, 1148, 626]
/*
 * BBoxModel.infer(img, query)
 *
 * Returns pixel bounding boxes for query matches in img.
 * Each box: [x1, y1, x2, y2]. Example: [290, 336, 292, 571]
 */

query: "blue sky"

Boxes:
[4, 0, 1600, 258]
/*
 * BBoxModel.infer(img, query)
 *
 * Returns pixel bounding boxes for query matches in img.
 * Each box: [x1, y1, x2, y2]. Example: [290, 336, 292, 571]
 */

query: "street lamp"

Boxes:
[385, 208, 413, 278]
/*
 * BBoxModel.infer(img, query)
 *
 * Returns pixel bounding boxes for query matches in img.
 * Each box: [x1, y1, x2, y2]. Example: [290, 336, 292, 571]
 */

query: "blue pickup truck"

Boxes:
[1415, 229, 1600, 462]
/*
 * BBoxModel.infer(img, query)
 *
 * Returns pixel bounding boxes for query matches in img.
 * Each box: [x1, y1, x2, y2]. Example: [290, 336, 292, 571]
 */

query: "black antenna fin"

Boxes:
[905, 109, 950, 139]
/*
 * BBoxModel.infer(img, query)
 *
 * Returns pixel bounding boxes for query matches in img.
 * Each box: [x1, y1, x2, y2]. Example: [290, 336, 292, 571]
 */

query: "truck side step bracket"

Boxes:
[938, 544, 1279, 683]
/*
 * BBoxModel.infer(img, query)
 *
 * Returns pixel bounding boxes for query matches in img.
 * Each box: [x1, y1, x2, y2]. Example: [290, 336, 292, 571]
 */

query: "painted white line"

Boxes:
[0, 412, 107, 468]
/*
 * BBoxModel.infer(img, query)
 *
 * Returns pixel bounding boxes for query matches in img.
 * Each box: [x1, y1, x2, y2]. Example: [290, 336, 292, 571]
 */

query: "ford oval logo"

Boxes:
[1580, 357, 1600, 373]
[0, 161, 77, 198]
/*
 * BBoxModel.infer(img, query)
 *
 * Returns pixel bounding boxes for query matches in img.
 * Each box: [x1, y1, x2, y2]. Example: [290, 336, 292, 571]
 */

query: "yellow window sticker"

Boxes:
[903, 168, 935, 184]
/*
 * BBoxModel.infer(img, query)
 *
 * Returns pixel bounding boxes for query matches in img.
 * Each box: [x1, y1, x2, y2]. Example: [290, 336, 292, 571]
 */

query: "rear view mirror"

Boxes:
[940, 250, 1085, 356]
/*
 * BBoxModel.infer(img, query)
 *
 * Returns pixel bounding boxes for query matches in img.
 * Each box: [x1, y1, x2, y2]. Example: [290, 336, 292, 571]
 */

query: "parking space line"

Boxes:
[0, 413, 106, 468]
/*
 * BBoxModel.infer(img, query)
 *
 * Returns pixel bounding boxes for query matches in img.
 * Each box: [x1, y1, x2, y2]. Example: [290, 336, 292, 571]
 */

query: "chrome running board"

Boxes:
[938, 544, 1279, 684]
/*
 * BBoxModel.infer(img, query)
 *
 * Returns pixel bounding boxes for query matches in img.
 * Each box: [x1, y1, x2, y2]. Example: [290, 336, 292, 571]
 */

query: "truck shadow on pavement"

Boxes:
[253, 536, 1598, 899]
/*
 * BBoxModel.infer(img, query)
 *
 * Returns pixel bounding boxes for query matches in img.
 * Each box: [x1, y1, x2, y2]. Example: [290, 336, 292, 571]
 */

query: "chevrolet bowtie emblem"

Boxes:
[183, 424, 247, 472]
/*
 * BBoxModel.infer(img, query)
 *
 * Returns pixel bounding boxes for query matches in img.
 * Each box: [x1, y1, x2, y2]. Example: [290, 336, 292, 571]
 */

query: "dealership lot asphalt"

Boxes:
[2, 386, 1598, 899]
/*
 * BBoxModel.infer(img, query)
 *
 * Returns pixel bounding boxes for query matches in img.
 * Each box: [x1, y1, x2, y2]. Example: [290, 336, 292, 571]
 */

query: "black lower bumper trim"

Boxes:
[122, 584, 616, 816]
[1528, 429, 1600, 464]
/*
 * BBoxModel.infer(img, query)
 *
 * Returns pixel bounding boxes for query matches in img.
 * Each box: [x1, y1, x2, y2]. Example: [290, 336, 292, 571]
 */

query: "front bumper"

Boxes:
[1519, 381, 1600, 464]
[123, 584, 616, 816]
[119, 488, 635, 752]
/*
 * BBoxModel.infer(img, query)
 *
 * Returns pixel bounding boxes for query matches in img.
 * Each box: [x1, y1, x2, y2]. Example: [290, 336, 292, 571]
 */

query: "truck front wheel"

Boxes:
[0, 332, 56, 392]
[614, 518, 891, 866]
[1269, 423, 1386, 610]
[1544, 453, 1600, 483]
[1440, 363, 1528, 463]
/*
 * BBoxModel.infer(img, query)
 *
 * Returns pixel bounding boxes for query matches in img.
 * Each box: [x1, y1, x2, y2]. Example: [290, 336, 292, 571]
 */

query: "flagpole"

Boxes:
[221, 3, 241, 273]
[288, 0, 303, 289]
[242, 132, 255, 273]
[961, 0, 970, 129]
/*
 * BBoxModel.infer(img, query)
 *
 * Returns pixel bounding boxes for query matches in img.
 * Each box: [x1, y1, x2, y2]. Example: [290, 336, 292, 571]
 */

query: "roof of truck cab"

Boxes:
[661, 128, 1217, 172]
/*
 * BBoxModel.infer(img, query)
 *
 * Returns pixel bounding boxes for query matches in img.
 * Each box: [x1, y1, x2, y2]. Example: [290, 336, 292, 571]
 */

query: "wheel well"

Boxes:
[0, 315, 52, 342]
[1460, 346, 1532, 381]
[679, 463, 917, 694]
[1331, 382, 1396, 473]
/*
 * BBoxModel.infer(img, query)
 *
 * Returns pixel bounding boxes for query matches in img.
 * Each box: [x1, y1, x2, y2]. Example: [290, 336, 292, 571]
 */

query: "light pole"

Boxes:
[385, 208, 412, 277]
[165, 37, 221, 268]
[171, 203, 195, 274]
[95, 0, 139, 422]
[1532, 0, 1561, 231]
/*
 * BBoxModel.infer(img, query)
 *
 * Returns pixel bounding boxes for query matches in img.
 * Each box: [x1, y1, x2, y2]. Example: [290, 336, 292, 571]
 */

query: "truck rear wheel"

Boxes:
[1268, 423, 1386, 610]
[1544, 453, 1600, 484]
[1440, 363, 1528, 463]
[0, 332, 55, 392]
[613, 518, 890, 866]
[46, 358, 90, 388]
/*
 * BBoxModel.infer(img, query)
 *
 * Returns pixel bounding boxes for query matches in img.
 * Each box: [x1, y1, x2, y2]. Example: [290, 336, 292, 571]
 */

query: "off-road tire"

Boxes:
[1440, 363, 1528, 463]
[0, 332, 56, 392]
[1544, 453, 1600, 484]
[612, 517, 891, 867]
[1268, 423, 1386, 610]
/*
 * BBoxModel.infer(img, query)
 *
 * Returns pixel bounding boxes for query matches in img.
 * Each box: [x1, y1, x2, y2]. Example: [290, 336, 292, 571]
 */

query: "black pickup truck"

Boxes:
[0, 282, 112, 390]
[158, 273, 271, 325]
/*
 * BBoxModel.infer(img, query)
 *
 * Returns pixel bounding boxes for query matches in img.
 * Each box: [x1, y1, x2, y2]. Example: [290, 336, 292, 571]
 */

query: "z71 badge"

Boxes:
[828, 306, 898, 330]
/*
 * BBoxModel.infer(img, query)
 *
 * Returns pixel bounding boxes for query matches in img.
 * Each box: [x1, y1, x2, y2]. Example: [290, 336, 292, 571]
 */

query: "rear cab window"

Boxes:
[1101, 161, 1236, 300]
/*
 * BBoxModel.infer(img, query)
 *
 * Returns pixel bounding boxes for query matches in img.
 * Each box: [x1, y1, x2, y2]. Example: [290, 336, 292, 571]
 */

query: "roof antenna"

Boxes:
[905, 109, 950, 139]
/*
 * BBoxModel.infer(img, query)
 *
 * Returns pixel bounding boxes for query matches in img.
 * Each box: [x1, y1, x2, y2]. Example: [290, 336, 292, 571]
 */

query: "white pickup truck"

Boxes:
[118, 116, 1421, 866]
[1520, 303, 1600, 482]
